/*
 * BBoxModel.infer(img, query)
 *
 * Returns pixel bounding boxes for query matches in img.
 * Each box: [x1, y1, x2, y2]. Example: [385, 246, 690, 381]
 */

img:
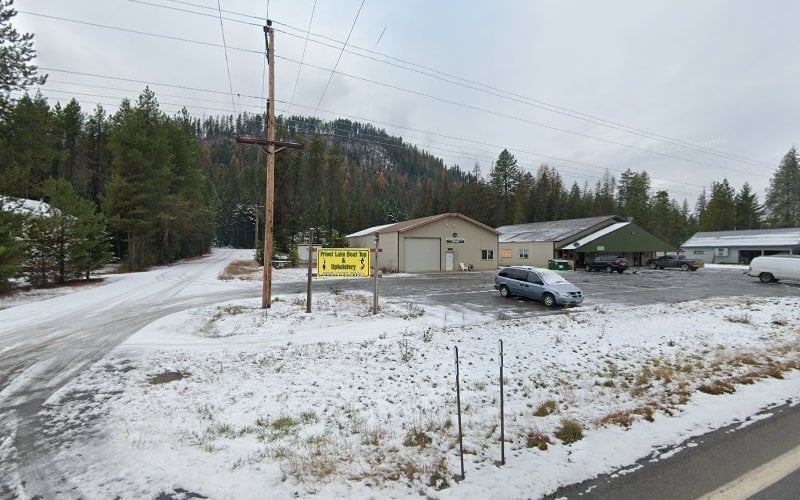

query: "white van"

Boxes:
[747, 254, 800, 283]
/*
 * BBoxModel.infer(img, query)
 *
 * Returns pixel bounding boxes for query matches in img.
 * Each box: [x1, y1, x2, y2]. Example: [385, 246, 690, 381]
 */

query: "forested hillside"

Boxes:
[3, 86, 800, 291]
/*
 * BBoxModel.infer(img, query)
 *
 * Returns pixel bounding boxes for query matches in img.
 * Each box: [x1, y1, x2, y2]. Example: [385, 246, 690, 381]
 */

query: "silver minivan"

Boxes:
[494, 266, 584, 306]
[747, 254, 800, 283]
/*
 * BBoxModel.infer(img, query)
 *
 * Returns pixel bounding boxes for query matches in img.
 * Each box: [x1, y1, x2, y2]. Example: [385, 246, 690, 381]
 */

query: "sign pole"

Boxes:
[372, 232, 380, 315]
[306, 227, 314, 313]
[499, 338, 505, 465]
[455, 345, 465, 480]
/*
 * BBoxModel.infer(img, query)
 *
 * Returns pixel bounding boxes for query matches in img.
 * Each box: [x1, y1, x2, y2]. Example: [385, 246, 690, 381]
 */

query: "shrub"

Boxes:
[554, 419, 583, 444]
[533, 400, 557, 417]
[402, 428, 432, 448]
[525, 431, 551, 450]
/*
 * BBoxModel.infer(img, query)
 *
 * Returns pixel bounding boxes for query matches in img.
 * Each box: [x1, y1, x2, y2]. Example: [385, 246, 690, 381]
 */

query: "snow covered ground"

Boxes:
[4, 253, 800, 498]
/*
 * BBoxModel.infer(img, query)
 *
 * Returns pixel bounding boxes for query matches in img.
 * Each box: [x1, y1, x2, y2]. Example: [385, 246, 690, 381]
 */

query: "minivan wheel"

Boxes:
[759, 272, 775, 283]
[605, 265, 613, 273]
[543, 293, 556, 307]
[584, 264, 592, 272]
[649, 262, 657, 269]
[499, 285, 511, 297]
[681, 263, 690, 271]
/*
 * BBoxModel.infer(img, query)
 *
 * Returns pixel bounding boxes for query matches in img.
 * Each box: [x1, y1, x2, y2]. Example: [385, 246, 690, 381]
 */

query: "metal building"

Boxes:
[346, 213, 499, 273]
[682, 228, 800, 264]
[497, 215, 674, 269]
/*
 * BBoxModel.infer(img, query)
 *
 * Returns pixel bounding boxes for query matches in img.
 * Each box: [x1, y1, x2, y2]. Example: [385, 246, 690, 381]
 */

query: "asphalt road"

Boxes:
[1, 258, 798, 497]
[0, 249, 261, 498]
[546, 403, 800, 500]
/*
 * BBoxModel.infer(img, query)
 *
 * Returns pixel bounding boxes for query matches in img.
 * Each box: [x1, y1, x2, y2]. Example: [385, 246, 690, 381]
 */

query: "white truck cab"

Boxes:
[747, 254, 800, 283]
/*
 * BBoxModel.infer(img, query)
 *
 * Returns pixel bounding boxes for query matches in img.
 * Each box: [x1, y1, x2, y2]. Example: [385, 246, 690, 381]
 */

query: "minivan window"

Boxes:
[527, 272, 543, 284]
[537, 269, 569, 284]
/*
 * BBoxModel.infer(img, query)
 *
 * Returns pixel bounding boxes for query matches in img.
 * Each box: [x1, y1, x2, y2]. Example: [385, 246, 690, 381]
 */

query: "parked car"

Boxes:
[584, 255, 628, 273]
[646, 255, 704, 271]
[494, 266, 584, 307]
[747, 254, 800, 283]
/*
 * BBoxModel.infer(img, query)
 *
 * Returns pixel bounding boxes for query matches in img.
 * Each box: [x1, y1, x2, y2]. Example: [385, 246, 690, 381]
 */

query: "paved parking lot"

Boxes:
[307, 266, 800, 320]
[284, 265, 800, 321]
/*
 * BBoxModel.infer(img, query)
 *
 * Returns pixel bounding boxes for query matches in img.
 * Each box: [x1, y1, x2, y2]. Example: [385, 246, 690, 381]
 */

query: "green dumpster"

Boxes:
[548, 259, 572, 271]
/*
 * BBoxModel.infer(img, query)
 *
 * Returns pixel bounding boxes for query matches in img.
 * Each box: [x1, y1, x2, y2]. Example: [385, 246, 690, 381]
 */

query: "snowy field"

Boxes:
[4, 255, 800, 498]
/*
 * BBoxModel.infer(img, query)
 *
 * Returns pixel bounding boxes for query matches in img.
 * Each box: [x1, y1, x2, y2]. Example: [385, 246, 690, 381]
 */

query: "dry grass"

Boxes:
[533, 400, 557, 417]
[599, 411, 635, 428]
[525, 431, 552, 450]
[698, 380, 736, 395]
[554, 419, 583, 444]
[218, 260, 259, 281]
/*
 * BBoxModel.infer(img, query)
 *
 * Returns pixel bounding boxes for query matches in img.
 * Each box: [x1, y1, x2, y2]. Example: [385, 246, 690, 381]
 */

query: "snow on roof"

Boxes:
[497, 215, 621, 243]
[346, 223, 395, 238]
[1, 196, 56, 216]
[566, 221, 631, 249]
[683, 228, 800, 248]
[347, 213, 498, 238]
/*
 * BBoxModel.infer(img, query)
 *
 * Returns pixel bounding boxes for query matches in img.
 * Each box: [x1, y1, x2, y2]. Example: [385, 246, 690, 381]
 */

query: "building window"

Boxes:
[693, 250, 704, 255]
[519, 248, 529, 259]
[481, 249, 494, 260]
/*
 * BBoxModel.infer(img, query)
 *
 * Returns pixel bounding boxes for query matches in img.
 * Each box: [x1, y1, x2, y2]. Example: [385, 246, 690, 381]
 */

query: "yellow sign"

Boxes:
[317, 248, 371, 277]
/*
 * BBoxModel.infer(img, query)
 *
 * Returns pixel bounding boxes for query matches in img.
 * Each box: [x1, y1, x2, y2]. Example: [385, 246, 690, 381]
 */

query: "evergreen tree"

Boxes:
[103, 90, 172, 270]
[0, 0, 46, 121]
[765, 147, 800, 228]
[0, 205, 25, 290]
[53, 99, 86, 193]
[83, 105, 111, 204]
[488, 149, 521, 225]
[617, 169, 651, 223]
[0, 93, 56, 197]
[593, 171, 616, 214]
[40, 178, 112, 281]
[734, 182, 763, 230]
[698, 179, 736, 231]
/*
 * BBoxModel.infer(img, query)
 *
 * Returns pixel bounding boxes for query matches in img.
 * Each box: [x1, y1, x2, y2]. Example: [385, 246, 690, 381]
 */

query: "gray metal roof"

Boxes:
[497, 215, 623, 243]
[683, 228, 800, 248]
[347, 213, 499, 238]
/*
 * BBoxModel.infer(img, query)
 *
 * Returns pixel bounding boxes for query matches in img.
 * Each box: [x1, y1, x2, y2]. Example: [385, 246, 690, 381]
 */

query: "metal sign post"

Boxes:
[372, 232, 380, 315]
[455, 345, 465, 480]
[499, 339, 505, 466]
[306, 227, 314, 314]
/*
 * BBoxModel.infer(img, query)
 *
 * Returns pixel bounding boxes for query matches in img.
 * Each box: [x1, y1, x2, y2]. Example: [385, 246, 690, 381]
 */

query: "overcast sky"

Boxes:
[14, 0, 800, 206]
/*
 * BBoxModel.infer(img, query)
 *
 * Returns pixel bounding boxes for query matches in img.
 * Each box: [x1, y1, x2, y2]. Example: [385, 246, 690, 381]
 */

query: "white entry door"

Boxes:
[445, 252, 454, 271]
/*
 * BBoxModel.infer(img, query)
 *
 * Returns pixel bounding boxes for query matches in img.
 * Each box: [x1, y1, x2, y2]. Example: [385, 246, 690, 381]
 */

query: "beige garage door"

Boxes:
[404, 238, 440, 272]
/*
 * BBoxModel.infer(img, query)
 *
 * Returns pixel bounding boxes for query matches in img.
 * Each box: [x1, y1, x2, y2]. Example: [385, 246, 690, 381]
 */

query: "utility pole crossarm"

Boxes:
[234, 136, 304, 151]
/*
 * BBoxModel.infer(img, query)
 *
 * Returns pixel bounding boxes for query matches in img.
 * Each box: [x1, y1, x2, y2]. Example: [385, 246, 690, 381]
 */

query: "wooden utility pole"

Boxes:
[236, 21, 302, 309]
[264, 21, 276, 309]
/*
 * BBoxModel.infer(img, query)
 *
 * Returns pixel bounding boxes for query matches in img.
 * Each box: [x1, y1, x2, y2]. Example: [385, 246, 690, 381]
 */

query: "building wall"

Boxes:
[683, 246, 798, 264]
[347, 233, 400, 272]
[400, 216, 498, 271]
[498, 241, 555, 268]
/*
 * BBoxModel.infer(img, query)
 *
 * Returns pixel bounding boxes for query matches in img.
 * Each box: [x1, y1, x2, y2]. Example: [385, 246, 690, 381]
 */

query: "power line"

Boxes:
[120, 0, 769, 168]
[276, 55, 765, 180]
[40, 67, 262, 102]
[18, 10, 263, 55]
[26, 64, 718, 197]
[314, 0, 365, 114]
[25, 7, 770, 174]
[18, 82, 703, 199]
[216, 0, 237, 115]
[287, 0, 316, 116]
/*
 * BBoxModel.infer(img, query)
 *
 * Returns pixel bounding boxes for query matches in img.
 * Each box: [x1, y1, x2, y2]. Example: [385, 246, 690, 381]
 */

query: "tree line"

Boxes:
[2, 0, 800, 291]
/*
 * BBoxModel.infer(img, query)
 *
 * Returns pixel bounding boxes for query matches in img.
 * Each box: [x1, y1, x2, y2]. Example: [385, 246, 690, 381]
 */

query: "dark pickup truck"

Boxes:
[646, 255, 704, 271]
